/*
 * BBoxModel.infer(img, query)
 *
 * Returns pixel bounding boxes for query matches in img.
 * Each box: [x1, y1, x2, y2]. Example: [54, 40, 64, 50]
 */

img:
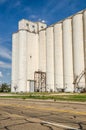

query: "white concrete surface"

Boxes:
[39, 30, 46, 72]
[18, 30, 27, 92]
[27, 32, 39, 92]
[73, 13, 85, 88]
[54, 23, 64, 91]
[63, 19, 74, 92]
[46, 27, 54, 91]
[11, 33, 19, 92]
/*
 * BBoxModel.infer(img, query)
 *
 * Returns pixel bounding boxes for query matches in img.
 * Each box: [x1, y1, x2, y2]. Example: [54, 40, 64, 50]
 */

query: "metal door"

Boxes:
[29, 80, 34, 92]
[34, 71, 46, 92]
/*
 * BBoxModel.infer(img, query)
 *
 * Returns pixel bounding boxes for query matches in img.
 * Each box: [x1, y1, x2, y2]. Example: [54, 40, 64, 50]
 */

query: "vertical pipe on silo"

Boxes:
[54, 23, 64, 91]
[18, 30, 27, 92]
[83, 11, 86, 89]
[73, 13, 85, 88]
[63, 19, 74, 92]
[46, 27, 54, 91]
[11, 33, 19, 92]
[39, 30, 46, 72]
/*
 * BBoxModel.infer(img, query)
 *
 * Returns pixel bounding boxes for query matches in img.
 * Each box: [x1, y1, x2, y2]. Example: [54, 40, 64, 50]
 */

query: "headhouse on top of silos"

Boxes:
[11, 9, 86, 93]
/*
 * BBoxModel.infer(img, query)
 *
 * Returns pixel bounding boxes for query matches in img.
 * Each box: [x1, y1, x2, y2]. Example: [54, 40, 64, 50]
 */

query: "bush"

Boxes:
[0, 83, 11, 92]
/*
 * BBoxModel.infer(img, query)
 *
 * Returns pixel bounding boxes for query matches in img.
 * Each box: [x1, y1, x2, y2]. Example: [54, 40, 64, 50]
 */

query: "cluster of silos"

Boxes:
[12, 9, 86, 92]
[43, 10, 86, 92]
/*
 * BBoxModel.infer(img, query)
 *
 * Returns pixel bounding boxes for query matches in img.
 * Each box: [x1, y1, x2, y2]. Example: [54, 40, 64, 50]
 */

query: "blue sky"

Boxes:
[0, 0, 86, 84]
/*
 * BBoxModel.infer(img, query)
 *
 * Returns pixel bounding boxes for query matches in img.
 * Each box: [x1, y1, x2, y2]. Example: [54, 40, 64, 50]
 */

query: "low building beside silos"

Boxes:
[11, 9, 86, 93]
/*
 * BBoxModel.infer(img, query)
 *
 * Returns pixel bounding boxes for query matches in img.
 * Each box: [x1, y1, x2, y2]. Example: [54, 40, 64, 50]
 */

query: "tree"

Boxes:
[0, 83, 11, 92]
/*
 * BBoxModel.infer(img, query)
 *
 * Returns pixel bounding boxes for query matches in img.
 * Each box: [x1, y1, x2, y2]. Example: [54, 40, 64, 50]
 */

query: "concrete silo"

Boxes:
[83, 10, 86, 90]
[39, 30, 46, 72]
[27, 32, 39, 92]
[62, 18, 74, 92]
[84, 11, 86, 55]
[18, 30, 27, 92]
[46, 27, 54, 91]
[54, 23, 64, 91]
[11, 33, 19, 92]
[72, 13, 85, 89]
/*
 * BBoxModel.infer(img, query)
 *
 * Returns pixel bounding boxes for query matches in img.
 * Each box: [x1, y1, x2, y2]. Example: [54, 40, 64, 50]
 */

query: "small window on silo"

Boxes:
[30, 56, 32, 59]
[41, 26, 44, 29]
[26, 23, 29, 26]
[32, 25, 35, 28]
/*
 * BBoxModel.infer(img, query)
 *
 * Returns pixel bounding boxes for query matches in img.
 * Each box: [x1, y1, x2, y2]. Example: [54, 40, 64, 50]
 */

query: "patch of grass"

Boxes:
[0, 93, 86, 102]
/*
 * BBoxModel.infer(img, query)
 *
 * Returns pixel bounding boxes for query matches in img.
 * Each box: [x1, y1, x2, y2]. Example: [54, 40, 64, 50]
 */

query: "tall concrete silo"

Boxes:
[73, 13, 85, 88]
[39, 30, 46, 72]
[18, 30, 27, 92]
[83, 11, 86, 89]
[46, 27, 54, 91]
[27, 32, 39, 92]
[54, 23, 64, 91]
[11, 33, 19, 92]
[63, 19, 74, 92]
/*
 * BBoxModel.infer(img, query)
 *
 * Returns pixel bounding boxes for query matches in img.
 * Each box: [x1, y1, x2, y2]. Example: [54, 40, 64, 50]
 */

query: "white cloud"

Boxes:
[41, 20, 46, 23]
[0, 0, 7, 4]
[0, 34, 11, 43]
[0, 61, 11, 69]
[29, 14, 39, 21]
[29, 14, 37, 19]
[0, 71, 3, 78]
[38, 19, 47, 24]
[0, 45, 11, 60]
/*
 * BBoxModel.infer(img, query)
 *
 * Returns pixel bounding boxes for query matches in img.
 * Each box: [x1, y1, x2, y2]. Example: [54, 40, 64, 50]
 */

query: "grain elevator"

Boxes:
[11, 9, 86, 93]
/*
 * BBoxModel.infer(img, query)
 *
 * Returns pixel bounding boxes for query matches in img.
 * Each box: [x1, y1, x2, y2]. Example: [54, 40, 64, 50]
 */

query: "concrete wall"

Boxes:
[19, 19, 47, 33]
[19, 19, 38, 33]
[63, 19, 74, 92]
[54, 23, 64, 91]
[46, 27, 54, 91]
[73, 13, 85, 88]
[11, 33, 19, 92]
[37, 22, 47, 31]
